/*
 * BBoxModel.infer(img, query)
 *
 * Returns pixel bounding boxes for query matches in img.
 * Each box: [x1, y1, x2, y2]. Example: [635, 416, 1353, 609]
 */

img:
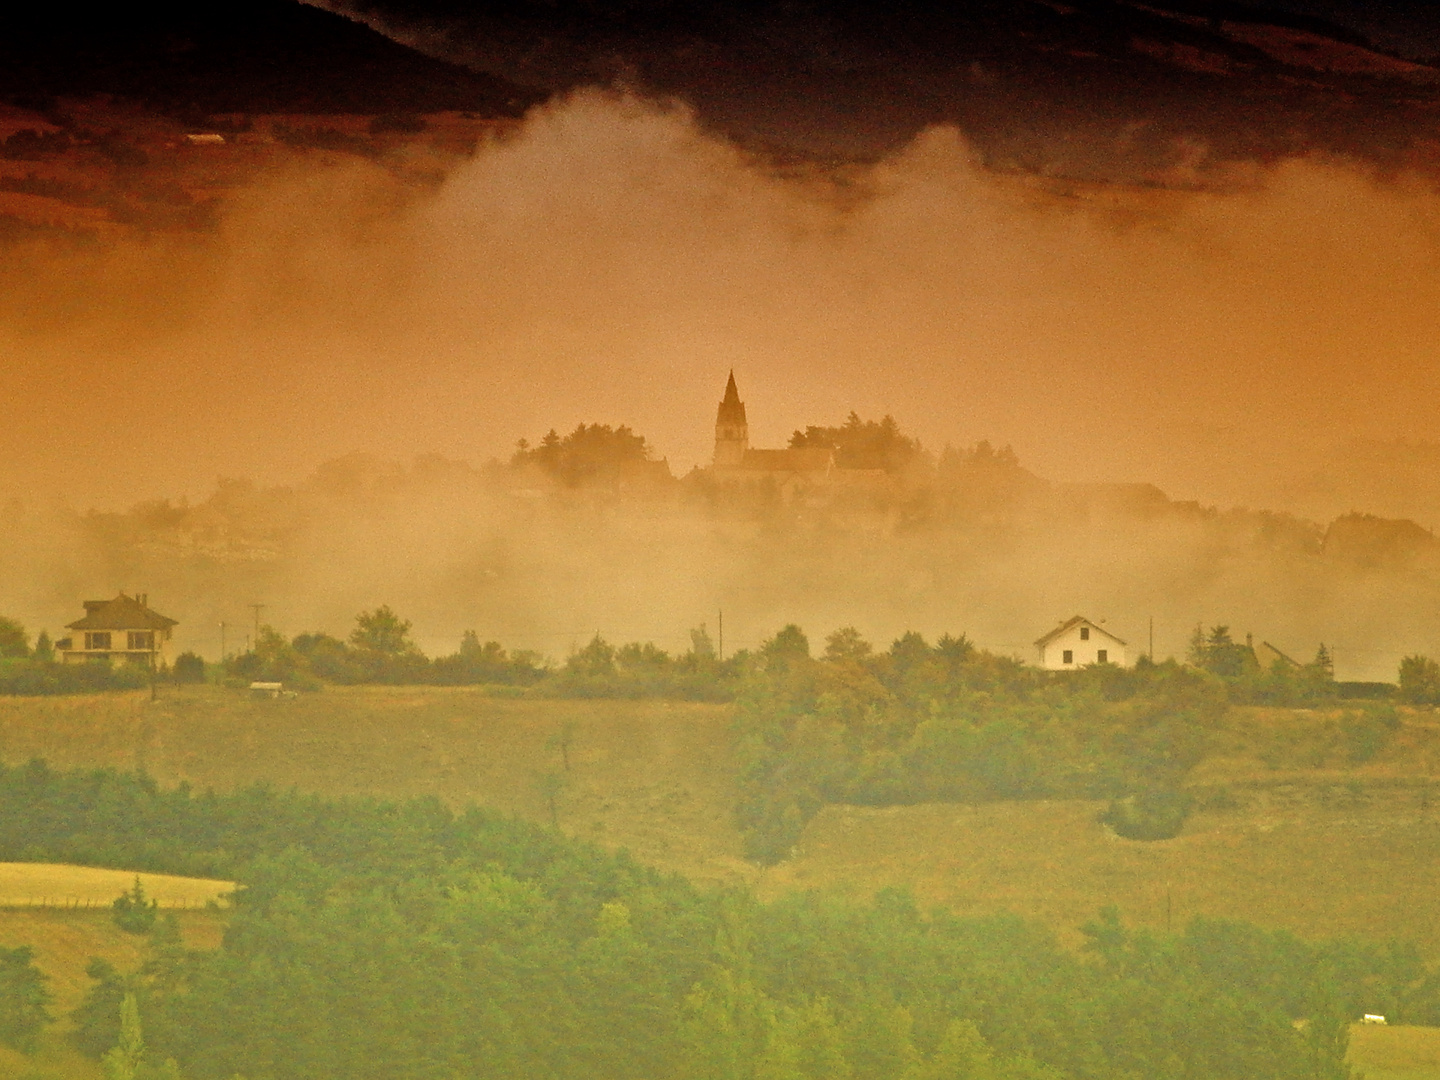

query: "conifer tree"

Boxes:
[0, 944, 50, 1051]
[102, 992, 144, 1080]
[112, 878, 158, 935]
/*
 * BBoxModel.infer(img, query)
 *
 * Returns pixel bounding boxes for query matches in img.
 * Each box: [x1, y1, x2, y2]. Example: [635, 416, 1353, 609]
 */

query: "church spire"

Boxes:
[714, 370, 749, 467]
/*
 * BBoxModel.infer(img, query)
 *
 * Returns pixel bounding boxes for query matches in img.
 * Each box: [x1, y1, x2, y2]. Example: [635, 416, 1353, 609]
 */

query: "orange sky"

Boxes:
[4, 91, 1440, 516]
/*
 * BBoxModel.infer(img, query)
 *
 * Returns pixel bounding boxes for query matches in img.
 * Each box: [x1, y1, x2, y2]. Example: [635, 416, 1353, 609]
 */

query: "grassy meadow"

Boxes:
[1351, 1025, 1440, 1080]
[762, 790, 1440, 952]
[0, 685, 747, 885]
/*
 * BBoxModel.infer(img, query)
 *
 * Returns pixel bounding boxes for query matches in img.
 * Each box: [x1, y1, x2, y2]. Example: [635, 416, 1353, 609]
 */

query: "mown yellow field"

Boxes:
[0, 863, 232, 910]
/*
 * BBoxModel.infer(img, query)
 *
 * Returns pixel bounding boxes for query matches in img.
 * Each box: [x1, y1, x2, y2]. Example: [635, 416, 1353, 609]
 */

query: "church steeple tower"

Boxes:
[713, 370, 749, 467]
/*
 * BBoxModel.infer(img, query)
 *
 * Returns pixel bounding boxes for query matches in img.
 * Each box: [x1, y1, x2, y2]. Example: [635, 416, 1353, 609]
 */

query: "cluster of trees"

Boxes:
[223, 607, 737, 699]
[0, 606, 740, 699]
[511, 422, 665, 488]
[546, 627, 738, 700]
[0, 760, 1415, 1079]
[1399, 655, 1440, 705]
[728, 623, 1412, 861]
[222, 606, 493, 689]
[731, 625, 1233, 860]
[1185, 625, 1338, 705]
[789, 413, 928, 474]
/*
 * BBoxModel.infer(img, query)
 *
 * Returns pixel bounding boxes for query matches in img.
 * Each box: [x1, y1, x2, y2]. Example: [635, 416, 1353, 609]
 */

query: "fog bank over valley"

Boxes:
[3, 93, 1440, 678]
[0, 92, 1439, 511]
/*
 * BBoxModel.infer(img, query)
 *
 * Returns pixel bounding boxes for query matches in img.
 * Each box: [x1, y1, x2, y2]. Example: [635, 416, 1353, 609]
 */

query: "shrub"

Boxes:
[1340, 708, 1400, 764]
[112, 878, 158, 935]
[0, 658, 149, 696]
[1099, 788, 1193, 840]
[1338, 682, 1395, 700]
[0, 617, 28, 659]
[1399, 655, 1440, 706]
[171, 652, 205, 684]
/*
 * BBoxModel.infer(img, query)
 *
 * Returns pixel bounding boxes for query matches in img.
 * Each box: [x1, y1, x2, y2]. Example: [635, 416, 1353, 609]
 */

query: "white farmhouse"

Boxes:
[56, 593, 177, 667]
[1035, 616, 1128, 670]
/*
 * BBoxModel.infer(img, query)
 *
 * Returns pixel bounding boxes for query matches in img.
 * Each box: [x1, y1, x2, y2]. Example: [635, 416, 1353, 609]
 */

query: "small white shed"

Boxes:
[1035, 616, 1128, 670]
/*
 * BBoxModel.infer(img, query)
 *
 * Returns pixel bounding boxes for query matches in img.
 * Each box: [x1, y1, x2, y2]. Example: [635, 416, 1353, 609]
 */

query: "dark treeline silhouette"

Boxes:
[224, 606, 738, 700]
[788, 412, 928, 474]
[511, 422, 670, 489]
[0, 760, 1421, 1079]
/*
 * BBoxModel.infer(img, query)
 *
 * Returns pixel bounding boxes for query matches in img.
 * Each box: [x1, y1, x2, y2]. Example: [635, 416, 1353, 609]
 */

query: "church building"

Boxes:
[711, 372, 835, 487]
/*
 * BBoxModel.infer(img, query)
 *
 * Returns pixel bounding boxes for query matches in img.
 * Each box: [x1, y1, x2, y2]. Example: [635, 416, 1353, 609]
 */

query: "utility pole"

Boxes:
[249, 604, 265, 652]
[718, 610, 724, 662]
[219, 621, 227, 662]
[1149, 617, 1154, 661]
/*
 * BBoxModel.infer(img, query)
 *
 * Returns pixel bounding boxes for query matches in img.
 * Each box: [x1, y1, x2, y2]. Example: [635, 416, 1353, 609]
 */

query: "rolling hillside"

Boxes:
[2, 685, 1440, 1074]
[4, 685, 1440, 949]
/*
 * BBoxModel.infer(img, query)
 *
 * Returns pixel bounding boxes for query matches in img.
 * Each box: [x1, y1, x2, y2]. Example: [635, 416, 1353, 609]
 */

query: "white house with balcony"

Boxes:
[56, 593, 177, 667]
[1035, 616, 1128, 670]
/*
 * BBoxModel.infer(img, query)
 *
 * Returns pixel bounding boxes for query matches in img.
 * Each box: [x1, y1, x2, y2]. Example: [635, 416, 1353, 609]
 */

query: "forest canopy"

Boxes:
[0, 761, 1414, 1080]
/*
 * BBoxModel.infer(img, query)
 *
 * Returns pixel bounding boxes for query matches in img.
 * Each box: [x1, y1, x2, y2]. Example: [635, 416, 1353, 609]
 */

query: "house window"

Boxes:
[1080, 627, 1090, 640]
[1062, 649, 1073, 665]
[1097, 649, 1108, 663]
[85, 632, 112, 651]
[128, 631, 154, 650]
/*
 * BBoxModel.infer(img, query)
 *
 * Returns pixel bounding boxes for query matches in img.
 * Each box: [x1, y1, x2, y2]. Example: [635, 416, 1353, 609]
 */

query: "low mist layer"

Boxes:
[4, 447, 1440, 681]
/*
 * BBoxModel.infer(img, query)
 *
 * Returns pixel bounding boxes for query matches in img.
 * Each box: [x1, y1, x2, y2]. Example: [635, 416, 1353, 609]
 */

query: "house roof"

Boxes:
[1035, 615, 1127, 649]
[1253, 640, 1300, 669]
[66, 593, 178, 631]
